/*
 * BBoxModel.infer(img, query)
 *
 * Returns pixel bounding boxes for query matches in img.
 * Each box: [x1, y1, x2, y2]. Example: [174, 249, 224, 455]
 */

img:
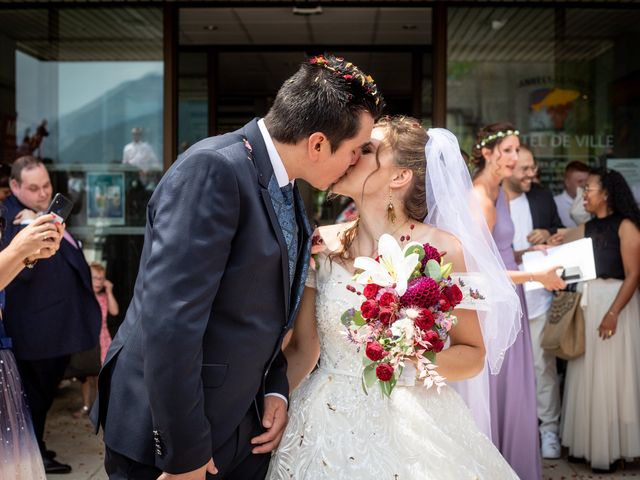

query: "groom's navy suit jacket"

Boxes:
[93, 119, 313, 473]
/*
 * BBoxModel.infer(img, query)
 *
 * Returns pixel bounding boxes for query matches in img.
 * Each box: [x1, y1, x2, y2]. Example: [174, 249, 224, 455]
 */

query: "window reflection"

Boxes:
[0, 7, 163, 333]
[447, 7, 640, 194]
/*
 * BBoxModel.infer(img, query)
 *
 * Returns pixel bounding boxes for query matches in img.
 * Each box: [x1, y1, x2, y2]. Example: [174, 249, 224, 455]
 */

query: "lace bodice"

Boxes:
[310, 256, 364, 375]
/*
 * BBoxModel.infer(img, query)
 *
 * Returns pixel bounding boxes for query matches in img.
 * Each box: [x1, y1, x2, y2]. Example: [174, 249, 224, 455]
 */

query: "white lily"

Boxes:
[353, 234, 421, 295]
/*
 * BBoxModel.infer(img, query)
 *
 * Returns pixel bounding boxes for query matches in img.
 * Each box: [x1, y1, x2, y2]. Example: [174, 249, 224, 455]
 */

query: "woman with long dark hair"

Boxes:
[559, 168, 640, 473]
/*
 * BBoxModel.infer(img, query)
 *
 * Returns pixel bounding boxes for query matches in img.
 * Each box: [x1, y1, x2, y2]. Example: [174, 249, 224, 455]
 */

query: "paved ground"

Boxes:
[45, 380, 640, 480]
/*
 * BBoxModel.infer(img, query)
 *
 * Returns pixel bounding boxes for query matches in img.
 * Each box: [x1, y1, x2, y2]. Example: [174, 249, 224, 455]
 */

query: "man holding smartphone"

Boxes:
[1, 155, 101, 474]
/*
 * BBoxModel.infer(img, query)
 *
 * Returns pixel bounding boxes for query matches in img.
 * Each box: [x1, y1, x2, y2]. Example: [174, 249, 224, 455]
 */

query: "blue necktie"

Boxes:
[268, 176, 299, 287]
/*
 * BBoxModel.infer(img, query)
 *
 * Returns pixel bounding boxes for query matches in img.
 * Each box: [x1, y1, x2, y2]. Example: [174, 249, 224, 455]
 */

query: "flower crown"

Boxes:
[475, 129, 520, 149]
[309, 55, 382, 106]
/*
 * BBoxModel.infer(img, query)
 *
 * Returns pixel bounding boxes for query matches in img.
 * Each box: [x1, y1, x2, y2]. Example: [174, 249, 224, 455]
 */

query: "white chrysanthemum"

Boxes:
[390, 317, 415, 341]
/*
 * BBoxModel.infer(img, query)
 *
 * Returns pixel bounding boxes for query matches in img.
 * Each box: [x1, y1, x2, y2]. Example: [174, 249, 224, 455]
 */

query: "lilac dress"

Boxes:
[0, 291, 46, 479]
[490, 190, 542, 480]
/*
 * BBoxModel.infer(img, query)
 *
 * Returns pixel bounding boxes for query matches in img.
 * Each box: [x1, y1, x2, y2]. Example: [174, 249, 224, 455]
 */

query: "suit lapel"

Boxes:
[242, 119, 291, 318]
[527, 190, 541, 229]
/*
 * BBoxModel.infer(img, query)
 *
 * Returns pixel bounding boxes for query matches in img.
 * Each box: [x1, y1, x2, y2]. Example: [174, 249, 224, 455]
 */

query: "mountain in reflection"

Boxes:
[56, 72, 163, 164]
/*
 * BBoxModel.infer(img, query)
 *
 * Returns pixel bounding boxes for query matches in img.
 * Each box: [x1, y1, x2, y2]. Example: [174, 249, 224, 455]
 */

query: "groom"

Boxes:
[92, 55, 384, 480]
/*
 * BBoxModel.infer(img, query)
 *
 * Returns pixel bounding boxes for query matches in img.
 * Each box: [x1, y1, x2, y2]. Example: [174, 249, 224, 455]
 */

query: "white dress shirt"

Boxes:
[554, 190, 575, 228]
[510, 194, 553, 319]
[257, 119, 292, 188]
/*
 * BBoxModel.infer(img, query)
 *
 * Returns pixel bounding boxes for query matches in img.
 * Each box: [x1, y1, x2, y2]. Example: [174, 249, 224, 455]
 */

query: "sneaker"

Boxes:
[541, 431, 561, 459]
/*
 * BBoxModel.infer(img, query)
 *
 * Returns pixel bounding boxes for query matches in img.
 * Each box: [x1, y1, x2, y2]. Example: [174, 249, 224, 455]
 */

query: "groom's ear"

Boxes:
[390, 168, 413, 189]
[307, 132, 326, 161]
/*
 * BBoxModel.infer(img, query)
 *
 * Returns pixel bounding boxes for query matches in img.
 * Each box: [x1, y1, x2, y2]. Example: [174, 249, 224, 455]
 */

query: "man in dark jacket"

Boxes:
[3, 156, 101, 474]
[503, 145, 564, 459]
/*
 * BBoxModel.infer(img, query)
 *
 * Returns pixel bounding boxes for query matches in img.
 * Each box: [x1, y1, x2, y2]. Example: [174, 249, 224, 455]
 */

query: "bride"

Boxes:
[267, 116, 519, 479]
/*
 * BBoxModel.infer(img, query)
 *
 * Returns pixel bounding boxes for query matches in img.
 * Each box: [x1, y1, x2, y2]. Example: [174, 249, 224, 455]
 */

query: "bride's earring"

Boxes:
[387, 190, 396, 224]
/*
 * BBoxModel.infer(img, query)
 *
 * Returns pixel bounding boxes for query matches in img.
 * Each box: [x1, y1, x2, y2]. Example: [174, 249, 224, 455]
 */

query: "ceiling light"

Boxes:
[491, 20, 506, 31]
[292, 6, 323, 15]
[204, 25, 218, 31]
[402, 25, 418, 31]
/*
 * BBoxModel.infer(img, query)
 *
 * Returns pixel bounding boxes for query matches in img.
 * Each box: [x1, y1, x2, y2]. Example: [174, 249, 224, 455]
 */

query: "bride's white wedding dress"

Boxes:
[267, 253, 518, 479]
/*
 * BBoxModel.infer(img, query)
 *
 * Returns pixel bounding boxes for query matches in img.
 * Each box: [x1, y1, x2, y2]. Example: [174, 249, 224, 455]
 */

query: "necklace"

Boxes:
[376, 218, 410, 242]
[354, 218, 413, 258]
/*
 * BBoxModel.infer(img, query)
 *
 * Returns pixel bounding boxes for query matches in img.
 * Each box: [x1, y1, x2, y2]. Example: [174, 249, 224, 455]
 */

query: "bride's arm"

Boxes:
[435, 310, 485, 381]
[429, 238, 485, 381]
[283, 287, 321, 392]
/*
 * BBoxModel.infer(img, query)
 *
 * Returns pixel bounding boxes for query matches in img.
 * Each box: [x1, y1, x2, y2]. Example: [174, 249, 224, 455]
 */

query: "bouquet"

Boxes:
[342, 233, 467, 397]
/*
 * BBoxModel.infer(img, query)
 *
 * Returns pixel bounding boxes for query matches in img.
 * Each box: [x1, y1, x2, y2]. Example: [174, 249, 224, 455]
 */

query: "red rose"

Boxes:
[375, 363, 394, 382]
[423, 329, 438, 346]
[438, 297, 451, 312]
[423, 330, 445, 353]
[365, 342, 386, 361]
[415, 309, 435, 331]
[378, 292, 398, 307]
[360, 299, 380, 319]
[432, 339, 445, 353]
[444, 285, 463, 307]
[379, 307, 395, 325]
[363, 284, 381, 300]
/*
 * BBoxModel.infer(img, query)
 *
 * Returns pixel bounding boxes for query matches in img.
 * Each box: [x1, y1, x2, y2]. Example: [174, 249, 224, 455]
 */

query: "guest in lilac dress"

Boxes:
[470, 123, 565, 480]
[0, 212, 63, 479]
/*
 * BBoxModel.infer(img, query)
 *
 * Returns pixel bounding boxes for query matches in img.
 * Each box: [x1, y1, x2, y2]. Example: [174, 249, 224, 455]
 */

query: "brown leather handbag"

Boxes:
[541, 290, 585, 360]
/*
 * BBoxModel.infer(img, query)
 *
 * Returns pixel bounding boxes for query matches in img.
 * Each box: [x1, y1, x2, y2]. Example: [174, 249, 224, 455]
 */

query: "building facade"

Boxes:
[1, 0, 638, 326]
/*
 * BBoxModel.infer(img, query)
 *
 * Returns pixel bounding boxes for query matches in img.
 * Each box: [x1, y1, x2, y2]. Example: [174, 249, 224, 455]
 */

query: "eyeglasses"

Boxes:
[521, 165, 538, 174]
[583, 186, 601, 193]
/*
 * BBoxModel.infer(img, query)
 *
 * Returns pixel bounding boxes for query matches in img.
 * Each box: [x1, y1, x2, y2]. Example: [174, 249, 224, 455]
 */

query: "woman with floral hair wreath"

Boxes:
[471, 122, 566, 479]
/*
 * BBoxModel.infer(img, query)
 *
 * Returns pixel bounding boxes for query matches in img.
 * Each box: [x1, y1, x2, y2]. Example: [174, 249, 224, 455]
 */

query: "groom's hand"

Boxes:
[250, 396, 288, 454]
[157, 459, 217, 480]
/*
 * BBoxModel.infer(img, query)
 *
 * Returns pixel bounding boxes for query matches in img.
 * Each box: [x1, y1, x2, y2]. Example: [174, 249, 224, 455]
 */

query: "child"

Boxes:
[73, 262, 119, 417]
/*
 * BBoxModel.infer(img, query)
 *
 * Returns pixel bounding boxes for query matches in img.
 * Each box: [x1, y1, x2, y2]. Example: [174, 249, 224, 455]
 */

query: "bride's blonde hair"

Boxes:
[337, 115, 429, 259]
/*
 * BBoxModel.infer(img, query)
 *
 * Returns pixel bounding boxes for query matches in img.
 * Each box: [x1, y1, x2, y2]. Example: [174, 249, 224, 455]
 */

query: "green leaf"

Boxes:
[423, 350, 436, 363]
[340, 309, 355, 327]
[353, 311, 366, 327]
[361, 374, 369, 396]
[441, 262, 453, 279]
[426, 259, 442, 281]
[405, 244, 425, 261]
[363, 363, 377, 389]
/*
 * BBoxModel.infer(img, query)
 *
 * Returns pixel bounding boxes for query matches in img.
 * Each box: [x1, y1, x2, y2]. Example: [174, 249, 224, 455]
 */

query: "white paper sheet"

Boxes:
[521, 237, 596, 291]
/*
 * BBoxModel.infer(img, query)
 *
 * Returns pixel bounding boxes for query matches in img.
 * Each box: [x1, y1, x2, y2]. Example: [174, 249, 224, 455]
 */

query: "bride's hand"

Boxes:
[156, 459, 217, 480]
[533, 265, 566, 291]
[251, 395, 288, 454]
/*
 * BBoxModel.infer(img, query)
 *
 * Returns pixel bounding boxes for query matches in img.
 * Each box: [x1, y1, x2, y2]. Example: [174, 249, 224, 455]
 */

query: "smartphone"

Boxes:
[46, 193, 74, 224]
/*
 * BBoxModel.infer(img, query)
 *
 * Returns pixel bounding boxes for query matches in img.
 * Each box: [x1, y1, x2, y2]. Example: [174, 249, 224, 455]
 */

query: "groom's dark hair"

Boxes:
[264, 54, 385, 153]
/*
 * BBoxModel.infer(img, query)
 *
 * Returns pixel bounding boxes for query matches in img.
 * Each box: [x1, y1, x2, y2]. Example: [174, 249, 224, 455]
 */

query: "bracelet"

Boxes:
[23, 258, 38, 269]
